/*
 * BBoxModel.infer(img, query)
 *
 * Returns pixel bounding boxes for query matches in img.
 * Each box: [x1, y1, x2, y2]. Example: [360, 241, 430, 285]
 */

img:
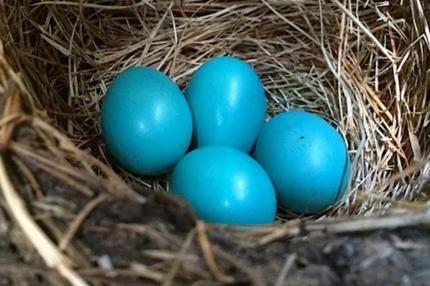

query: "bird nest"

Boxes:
[0, 1, 429, 285]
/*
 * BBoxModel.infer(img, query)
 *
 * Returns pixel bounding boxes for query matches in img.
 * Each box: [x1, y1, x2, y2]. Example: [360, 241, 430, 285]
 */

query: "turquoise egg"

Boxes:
[169, 146, 277, 224]
[255, 111, 351, 214]
[186, 56, 266, 153]
[100, 67, 192, 175]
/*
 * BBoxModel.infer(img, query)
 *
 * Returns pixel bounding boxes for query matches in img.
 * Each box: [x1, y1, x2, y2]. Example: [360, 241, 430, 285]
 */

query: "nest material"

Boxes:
[0, 1, 430, 285]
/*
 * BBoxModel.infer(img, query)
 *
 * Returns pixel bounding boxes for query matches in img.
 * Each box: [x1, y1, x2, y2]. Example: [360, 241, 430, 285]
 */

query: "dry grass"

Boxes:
[0, 2, 430, 284]
[2, 1, 430, 217]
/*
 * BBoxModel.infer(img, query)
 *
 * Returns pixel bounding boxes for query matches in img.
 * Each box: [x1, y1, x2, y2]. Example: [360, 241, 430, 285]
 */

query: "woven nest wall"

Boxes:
[0, 1, 430, 285]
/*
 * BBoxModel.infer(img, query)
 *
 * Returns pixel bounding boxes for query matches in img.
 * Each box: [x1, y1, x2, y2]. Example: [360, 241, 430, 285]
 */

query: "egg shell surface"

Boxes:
[169, 146, 277, 224]
[255, 110, 351, 214]
[186, 56, 266, 153]
[101, 66, 192, 175]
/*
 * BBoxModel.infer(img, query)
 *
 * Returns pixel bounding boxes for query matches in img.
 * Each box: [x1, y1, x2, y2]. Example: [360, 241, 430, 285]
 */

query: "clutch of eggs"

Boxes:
[100, 57, 351, 224]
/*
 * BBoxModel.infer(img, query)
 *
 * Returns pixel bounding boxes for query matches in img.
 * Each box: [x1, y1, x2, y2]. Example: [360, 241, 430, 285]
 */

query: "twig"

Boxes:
[59, 194, 109, 250]
[196, 221, 234, 284]
[0, 90, 21, 147]
[12, 156, 44, 198]
[258, 209, 430, 245]
[257, 221, 301, 246]
[274, 253, 297, 286]
[162, 229, 196, 286]
[306, 209, 430, 233]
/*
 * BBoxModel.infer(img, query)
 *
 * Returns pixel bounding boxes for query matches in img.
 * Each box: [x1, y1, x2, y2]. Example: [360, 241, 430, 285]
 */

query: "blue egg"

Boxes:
[255, 111, 351, 214]
[169, 146, 276, 224]
[186, 56, 266, 153]
[100, 67, 192, 175]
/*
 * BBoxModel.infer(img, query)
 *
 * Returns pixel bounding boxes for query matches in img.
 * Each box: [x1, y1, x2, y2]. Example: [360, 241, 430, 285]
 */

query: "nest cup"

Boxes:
[1, 1, 429, 285]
